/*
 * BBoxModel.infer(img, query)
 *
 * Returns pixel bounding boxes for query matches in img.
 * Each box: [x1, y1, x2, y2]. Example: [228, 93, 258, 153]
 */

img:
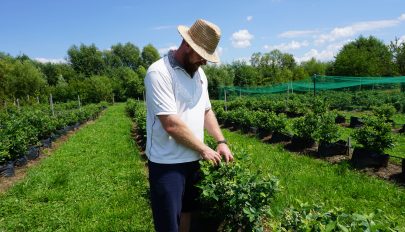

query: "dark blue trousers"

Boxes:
[148, 160, 201, 232]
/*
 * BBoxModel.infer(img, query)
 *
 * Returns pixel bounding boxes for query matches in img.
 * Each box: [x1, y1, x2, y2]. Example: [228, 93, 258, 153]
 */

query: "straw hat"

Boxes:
[178, 19, 221, 63]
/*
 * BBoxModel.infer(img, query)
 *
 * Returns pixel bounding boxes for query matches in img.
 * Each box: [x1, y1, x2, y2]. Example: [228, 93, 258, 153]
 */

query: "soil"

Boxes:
[0, 120, 96, 194]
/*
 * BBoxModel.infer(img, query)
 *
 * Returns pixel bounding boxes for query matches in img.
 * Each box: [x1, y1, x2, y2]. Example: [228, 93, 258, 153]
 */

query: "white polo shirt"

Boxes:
[144, 53, 211, 164]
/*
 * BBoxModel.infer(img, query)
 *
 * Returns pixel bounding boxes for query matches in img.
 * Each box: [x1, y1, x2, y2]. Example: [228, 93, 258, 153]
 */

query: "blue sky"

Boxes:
[1, 0, 404, 64]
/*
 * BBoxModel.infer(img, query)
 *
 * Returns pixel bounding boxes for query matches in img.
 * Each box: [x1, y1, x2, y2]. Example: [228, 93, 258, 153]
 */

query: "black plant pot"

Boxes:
[189, 213, 222, 232]
[15, 155, 28, 167]
[349, 116, 364, 128]
[351, 147, 389, 169]
[402, 159, 405, 180]
[399, 124, 405, 134]
[0, 161, 15, 177]
[290, 135, 316, 150]
[318, 140, 348, 157]
[41, 138, 52, 148]
[26, 145, 40, 160]
[269, 131, 292, 143]
[335, 115, 346, 124]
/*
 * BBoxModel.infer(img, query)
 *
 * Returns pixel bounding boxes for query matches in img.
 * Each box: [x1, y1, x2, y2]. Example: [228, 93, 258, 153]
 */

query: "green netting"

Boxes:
[219, 76, 405, 99]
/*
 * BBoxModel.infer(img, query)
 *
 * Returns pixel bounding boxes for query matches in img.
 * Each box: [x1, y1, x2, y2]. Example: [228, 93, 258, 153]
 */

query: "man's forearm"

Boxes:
[159, 115, 207, 153]
[204, 109, 225, 141]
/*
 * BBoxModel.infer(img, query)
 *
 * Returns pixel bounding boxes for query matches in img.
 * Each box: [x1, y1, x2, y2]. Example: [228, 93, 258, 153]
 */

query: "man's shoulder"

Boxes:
[146, 58, 167, 74]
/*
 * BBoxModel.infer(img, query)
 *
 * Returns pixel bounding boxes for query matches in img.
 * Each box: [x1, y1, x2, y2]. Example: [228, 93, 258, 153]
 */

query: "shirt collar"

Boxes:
[168, 50, 183, 69]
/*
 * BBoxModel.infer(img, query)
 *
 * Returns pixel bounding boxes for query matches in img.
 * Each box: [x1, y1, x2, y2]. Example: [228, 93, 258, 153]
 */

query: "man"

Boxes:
[144, 19, 233, 232]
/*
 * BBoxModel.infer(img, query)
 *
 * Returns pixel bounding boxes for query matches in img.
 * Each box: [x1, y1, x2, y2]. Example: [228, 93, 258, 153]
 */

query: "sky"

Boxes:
[1, 0, 405, 65]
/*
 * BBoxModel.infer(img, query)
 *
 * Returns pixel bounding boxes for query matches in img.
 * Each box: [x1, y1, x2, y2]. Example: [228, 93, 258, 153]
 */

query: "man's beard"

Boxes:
[183, 53, 199, 75]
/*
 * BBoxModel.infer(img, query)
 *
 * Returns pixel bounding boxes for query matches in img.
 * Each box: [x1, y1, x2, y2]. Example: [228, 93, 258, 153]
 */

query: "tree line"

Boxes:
[0, 35, 404, 103]
[0, 43, 160, 104]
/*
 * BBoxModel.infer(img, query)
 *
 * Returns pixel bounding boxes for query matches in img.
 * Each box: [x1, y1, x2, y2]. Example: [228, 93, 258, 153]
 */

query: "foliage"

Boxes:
[198, 147, 279, 232]
[293, 112, 320, 140]
[330, 36, 396, 76]
[389, 37, 405, 75]
[204, 64, 234, 99]
[232, 60, 261, 86]
[353, 116, 395, 154]
[67, 43, 105, 77]
[274, 202, 397, 231]
[371, 104, 396, 121]
[318, 111, 340, 143]
[141, 44, 160, 68]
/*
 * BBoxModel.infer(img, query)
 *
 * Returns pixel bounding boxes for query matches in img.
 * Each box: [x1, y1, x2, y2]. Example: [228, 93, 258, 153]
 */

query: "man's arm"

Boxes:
[204, 109, 234, 162]
[158, 114, 222, 165]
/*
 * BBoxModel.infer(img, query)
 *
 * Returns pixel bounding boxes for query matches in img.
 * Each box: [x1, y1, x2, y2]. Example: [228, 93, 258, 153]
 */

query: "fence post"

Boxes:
[78, 95, 81, 109]
[224, 90, 227, 112]
[313, 74, 317, 97]
[50, 94, 55, 116]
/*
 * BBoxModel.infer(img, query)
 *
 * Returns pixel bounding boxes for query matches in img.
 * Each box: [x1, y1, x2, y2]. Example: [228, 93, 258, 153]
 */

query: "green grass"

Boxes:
[0, 104, 153, 231]
[222, 129, 405, 229]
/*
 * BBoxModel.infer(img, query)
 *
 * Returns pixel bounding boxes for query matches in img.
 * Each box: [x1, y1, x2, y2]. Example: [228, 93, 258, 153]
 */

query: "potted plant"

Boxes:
[351, 115, 395, 168]
[290, 112, 318, 150]
[317, 111, 348, 157]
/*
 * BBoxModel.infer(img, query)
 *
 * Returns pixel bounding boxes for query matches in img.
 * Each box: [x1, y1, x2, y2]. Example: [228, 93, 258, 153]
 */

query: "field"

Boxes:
[1, 91, 405, 231]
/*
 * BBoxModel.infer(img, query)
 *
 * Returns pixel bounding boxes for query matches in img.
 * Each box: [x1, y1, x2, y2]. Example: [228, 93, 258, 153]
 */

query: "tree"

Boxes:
[249, 50, 297, 85]
[390, 37, 405, 75]
[82, 75, 113, 103]
[5, 60, 47, 99]
[300, 58, 328, 77]
[67, 44, 105, 77]
[110, 67, 143, 101]
[203, 64, 234, 99]
[331, 36, 395, 76]
[232, 61, 261, 87]
[105, 42, 141, 70]
[141, 44, 160, 68]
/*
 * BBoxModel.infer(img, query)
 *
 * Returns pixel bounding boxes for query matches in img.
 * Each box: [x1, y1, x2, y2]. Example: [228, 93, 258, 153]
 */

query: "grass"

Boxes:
[222, 129, 405, 229]
[0, 104, 153, 231]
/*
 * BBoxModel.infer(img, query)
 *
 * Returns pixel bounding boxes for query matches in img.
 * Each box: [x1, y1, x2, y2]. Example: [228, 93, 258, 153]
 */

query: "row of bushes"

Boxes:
[219, 90, 405, 114]
[125, 100, 398, 231]
[0, 102, 108, 165]
[213, 101, 396, 155]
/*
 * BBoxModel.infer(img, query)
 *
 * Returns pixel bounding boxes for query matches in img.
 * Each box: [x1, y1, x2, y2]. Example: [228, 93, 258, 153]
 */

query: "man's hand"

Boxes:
[201, 145, 222, 165]
[217, 143, 233, 163]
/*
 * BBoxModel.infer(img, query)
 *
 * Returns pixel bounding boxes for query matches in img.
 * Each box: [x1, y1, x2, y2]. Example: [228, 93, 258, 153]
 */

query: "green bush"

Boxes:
[372, 104, 396, 121]
[353, 116, 395, 154]
[273, 202, 397, 231]
[198, 148, 279, 232]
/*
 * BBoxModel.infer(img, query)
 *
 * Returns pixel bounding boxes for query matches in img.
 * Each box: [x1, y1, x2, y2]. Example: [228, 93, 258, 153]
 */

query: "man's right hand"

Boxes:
[200, 145, 222, 165]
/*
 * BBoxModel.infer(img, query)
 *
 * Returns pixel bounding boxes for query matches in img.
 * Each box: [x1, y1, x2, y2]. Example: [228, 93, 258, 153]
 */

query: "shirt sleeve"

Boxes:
[144, 70, 177, 115]
[205, 88, 212, 110]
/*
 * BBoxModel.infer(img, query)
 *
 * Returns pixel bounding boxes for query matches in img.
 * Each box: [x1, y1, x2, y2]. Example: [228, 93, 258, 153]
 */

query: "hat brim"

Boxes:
[178, 25, 220, 63]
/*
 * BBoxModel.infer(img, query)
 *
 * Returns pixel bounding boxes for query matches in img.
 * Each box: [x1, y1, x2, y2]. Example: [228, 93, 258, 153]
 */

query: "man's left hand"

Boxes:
[217, 143, 233, 163]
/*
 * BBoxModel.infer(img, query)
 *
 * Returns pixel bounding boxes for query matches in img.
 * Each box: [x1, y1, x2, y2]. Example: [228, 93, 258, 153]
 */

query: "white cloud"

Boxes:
[399, 35, 405, 43]
[295, 40, 350, 62]
[231, 29, 254, 48]
[264, 40, 309, 51]
[158, 45, 177, 56]
[247, 16, 253, 22]
[279, 30, 318, 38]
[34, 58, 66, 64]
[315, 16, 403, 44]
